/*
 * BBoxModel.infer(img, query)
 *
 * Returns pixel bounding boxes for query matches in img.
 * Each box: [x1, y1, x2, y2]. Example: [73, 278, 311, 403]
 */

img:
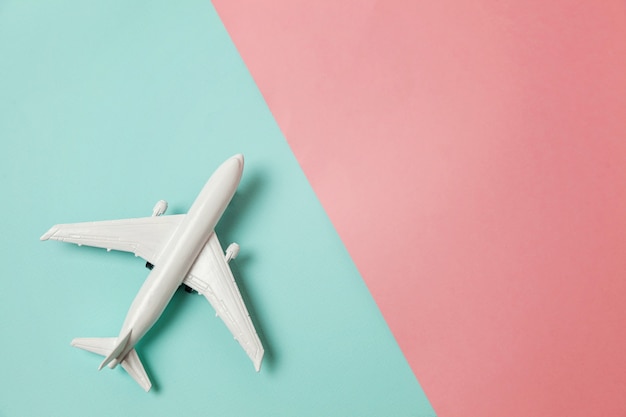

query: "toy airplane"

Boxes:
[41, 154, 264, 391]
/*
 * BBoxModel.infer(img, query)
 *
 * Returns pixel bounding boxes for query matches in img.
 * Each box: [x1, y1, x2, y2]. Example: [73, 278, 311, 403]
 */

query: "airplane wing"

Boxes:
[183, 233, 264, 371]
[40, 215, 185, 265]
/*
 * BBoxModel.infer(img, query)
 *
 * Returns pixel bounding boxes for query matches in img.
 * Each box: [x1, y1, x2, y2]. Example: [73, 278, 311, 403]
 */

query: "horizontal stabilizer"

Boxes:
[121, 349, 151, 392]
[71, 337, 117, 356]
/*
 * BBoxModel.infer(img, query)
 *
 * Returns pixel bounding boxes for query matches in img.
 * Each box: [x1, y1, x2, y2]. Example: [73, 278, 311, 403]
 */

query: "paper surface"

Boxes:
[0, 2, 433, 416]
[213, 1, 626, 416]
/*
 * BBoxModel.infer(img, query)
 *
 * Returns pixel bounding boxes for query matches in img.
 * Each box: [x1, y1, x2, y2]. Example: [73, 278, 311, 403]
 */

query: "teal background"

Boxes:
[0, 1, 434, 416]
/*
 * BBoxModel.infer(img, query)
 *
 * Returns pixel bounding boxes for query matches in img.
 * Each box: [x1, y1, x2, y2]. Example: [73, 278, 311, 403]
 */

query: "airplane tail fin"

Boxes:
[97, 330, 131, 370]
[71, 332, 152, 392]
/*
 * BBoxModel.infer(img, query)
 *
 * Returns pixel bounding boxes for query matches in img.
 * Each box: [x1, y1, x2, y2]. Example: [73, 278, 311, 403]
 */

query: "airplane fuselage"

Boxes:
[111, 155, 244, 365]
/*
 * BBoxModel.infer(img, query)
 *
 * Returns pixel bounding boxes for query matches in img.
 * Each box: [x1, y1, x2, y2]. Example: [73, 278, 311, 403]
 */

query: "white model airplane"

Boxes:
[41, 154, 264, 391]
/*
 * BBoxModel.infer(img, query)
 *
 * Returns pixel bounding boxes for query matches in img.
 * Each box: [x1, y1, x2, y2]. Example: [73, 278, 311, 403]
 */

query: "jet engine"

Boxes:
[225, 243, 240, 263]
[151, 200, 168, 217]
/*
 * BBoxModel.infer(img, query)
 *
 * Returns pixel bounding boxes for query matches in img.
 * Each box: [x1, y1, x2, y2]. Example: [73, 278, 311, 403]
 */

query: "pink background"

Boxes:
[213, 1, 626, 416]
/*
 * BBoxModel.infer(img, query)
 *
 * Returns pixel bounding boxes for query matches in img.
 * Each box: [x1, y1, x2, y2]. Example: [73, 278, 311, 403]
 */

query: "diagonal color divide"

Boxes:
[0, 1, 434, 416]
[213, 1, 626, 416]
